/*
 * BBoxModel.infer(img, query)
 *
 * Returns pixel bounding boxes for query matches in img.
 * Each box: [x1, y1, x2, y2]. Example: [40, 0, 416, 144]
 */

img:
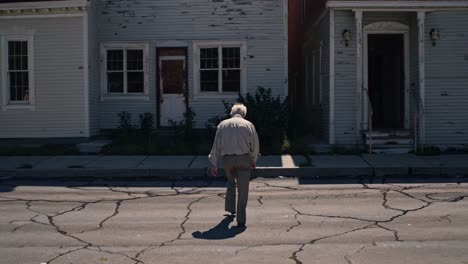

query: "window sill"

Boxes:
[2, 104, 35, 111]
[193, 93, 241, 101]
[101, 95, 150, 101]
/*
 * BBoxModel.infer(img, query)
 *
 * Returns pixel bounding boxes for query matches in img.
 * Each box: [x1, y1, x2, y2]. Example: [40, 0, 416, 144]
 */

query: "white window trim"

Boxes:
[100, 42, 149, 101]
[1, 35, 35, 111]
[193, 41, 247, 100]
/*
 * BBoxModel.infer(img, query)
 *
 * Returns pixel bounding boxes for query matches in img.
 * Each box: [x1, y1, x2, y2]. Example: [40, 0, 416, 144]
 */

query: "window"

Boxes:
[194, 41, 246, 97]
[2, 36, 34, 110]
[101, 43, 148, 99]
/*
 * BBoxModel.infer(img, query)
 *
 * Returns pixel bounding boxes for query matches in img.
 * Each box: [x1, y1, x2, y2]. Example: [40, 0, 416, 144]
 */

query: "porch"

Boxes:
[333, 10, 428, 153]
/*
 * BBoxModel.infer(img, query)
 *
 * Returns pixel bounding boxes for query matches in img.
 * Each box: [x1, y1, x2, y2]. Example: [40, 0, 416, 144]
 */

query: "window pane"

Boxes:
[9, 72, 29, 101]
[8, 41, 28, 71]
[127, 49, 143, 71]
[222, 47, 240, 69]
[107, 72, 124, 93]
[127, 72, 144, 93]
[21, 41, 28, 55]
[8, 42, 14, 56]
[200, 70, 218, 92]
[22, 55, 28, 70]
[8, 55, 15, 71]
[200, 48, 218, 69]
[107, 50, 123, 71]
[222, 70, 240, 92]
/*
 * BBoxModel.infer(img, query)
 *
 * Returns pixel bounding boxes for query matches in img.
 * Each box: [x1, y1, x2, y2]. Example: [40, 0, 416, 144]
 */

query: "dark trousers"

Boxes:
[222, 154, 251, 224]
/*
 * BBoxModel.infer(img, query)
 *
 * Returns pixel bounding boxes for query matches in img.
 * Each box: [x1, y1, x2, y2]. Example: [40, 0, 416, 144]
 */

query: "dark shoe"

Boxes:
[237, 222, 246, 228]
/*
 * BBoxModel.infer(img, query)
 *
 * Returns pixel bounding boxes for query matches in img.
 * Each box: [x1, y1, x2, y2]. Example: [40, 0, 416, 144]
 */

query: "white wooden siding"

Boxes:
[88, 2, 100, 136]
[425, 11, 468, 146]
[95, 0, 286, 129]
[334, 10, 358, 145]
[0, 17, 85, 138]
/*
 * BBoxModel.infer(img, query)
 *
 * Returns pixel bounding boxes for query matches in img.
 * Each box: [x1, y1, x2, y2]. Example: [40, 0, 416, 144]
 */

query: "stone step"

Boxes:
[371, 147, 413, 154]
[363, 130, 411, 138]
[365, 138, 414, 145]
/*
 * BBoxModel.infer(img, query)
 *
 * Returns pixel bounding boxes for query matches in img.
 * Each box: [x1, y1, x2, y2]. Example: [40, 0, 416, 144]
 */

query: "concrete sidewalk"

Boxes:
[0, 154, 467, 180]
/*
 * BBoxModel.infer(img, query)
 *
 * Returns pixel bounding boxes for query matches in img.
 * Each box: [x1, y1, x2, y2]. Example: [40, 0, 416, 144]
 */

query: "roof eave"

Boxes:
[0, 0, 87, 11]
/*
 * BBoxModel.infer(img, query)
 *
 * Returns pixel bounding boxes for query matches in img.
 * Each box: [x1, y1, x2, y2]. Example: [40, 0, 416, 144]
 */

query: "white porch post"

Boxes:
[417, 11, 426, 148]
[355, 11, 365, 133]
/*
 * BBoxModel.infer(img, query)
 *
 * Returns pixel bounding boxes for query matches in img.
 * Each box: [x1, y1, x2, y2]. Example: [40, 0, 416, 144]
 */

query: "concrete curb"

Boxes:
[1, 166, 467, 180]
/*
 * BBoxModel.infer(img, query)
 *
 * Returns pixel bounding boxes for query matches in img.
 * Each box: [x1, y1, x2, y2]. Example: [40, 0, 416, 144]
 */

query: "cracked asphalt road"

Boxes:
[0, 178, 467, 264]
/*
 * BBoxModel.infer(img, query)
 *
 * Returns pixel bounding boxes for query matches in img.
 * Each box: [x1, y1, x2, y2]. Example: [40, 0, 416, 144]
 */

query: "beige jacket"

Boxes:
[208, 114, 260, 167]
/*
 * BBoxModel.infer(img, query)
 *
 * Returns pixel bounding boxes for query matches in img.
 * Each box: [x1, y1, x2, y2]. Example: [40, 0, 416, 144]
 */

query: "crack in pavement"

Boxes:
[425, 193, 467, 203]
[287, 182, 466, 264]
[286, 208, 302, 232]
[134, 195, 210, 260]
[1, 182, 211, 264]
[289, 224, 374, 264]
[439, 214, 452, 223]
[257, 195, 264, 206]
[73, 199, 122, 235]
[344, 245, 368, 264]
[263, 182, 298, 191]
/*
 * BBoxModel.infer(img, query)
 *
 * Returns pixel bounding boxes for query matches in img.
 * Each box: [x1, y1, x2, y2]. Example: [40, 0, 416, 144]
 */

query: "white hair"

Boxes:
[230, 103, 247, 117]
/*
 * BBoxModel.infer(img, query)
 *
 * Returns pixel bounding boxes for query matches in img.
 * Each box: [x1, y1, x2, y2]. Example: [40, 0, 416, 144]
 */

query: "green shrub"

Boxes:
[139, 112, 154, 136]
[117, 111, 136, 139]
[169, 107, 196, 139]
[206, 86, 289, 154]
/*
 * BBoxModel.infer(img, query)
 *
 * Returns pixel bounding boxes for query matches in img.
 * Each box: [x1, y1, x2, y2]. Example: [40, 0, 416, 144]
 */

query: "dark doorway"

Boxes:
[156, 47, 188, 128]
[368, 34, 405, 130]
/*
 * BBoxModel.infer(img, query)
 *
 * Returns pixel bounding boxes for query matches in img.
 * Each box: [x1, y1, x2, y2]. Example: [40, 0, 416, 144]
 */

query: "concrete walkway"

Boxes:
[0, 154, 467, 180]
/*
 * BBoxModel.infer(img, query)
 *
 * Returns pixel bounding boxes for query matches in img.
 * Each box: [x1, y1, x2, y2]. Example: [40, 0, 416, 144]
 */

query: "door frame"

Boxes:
[156, 47, 188, 128]
[363, 23, 410, 130]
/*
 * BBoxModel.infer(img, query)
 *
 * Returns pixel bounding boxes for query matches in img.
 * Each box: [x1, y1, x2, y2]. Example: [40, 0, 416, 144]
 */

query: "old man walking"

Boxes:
[209, 103, 260, 227]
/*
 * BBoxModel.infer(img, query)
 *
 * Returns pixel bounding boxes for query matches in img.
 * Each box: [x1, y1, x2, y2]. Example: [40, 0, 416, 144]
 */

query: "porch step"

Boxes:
[363, 130, 411, 138]
[371, 147, 413, 154]
[365, 137, 413, 145]
[363, 130, 413, 154]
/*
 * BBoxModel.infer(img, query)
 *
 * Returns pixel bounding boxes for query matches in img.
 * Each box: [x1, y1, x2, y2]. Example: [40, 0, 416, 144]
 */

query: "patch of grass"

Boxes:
[0, 145, 80, 156]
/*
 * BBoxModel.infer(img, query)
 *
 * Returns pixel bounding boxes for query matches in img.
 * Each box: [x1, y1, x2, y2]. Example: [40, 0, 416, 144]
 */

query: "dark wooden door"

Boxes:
[368, 34, 405, 130]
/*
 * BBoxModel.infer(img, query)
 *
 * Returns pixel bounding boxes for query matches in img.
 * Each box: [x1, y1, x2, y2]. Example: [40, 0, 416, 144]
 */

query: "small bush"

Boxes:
[206, 86, 289, 154]
[139, 112, 154, 136]
[117, 111, 136, 138]
[169, 107, 196, 139]
[118, 111, 133, 130]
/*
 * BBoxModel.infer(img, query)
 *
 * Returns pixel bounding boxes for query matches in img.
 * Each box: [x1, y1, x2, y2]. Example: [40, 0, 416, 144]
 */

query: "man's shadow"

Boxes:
[192, 215, 246, 240]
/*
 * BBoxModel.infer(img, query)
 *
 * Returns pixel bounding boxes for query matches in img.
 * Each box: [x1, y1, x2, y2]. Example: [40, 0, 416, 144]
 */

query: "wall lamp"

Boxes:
[342, 29, 352, 47]
[430, 28, 440, 46]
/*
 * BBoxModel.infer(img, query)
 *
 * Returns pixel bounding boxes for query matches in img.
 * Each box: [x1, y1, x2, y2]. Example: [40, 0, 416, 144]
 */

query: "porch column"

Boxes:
[417, 11, 426, 147]
[355, 11, 365, 132]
